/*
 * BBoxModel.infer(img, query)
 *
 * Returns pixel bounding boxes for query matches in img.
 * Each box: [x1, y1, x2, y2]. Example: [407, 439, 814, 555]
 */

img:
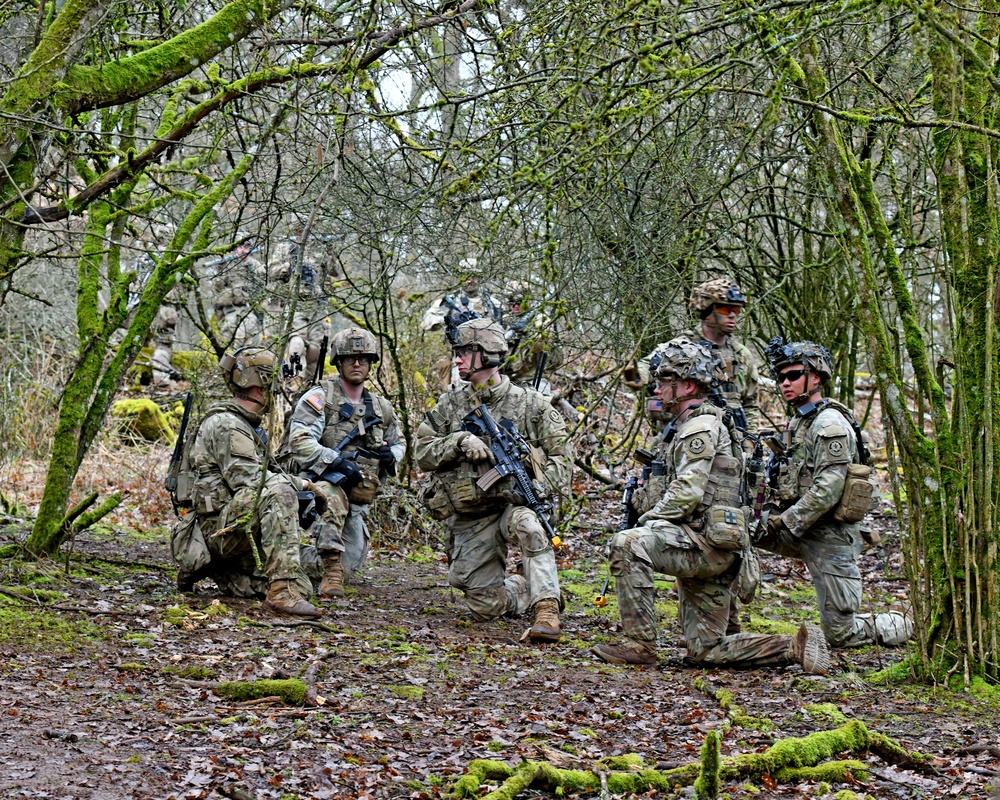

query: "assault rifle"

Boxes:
[462, 404, 557, 544]
[708, 381, 749, 435]
[313, 334, 329, 385]
[165, 392, 195, 514]
[308, 411, 384, 489]
[443, 294, 482, 345]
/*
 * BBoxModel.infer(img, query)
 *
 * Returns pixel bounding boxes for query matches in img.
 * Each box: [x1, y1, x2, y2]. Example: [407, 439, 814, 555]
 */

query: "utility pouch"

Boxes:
[775, 458, 805, 502]
[734, 548, 761, 603]
[170, 513, 211, 572]
[704, 506, 749, 551]
[419, 475, 456, 520]
[347, 455, 381, 505]
[833, 463, 875, 523]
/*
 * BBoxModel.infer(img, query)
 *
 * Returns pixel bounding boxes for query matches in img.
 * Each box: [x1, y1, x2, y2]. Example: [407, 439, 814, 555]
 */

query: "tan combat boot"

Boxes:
[318, 552, 345, 598]
[591, 640, 657, 666]
[788, 622, 831, 675]
[263, 580, 322, 618]
[528, 598, 561, 642]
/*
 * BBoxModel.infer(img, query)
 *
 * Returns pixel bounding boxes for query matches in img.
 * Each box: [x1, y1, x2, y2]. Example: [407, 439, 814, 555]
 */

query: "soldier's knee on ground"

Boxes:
[261, 473, 299, 513]
[464, 583, 509, 621]
[506, 506, 550, 556]
[316, 481, 350, 527]
[608, 529, 653, 578]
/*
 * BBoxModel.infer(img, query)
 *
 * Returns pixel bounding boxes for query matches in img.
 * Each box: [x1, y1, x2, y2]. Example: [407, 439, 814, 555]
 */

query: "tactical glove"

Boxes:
[323, 456, 363, 492]
[376, 444, 397, 476]
[766, 513, 785, 536]
[458, 433, 494, 464]
[502, 479, 548, 507]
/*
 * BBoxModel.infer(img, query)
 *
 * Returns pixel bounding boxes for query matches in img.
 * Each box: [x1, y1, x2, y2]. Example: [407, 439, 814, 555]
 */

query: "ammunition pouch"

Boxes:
[704, 506, 749, 552]
[420, 474, 456, 520]
[170, 513, 211, 572]
[423, 463, 506, 519]
[774, 455, 806, 502]
[833, 463, 876, 523]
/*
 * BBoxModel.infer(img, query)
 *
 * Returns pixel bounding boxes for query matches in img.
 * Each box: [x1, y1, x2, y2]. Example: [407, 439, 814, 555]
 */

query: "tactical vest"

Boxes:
[317, 383, 392, 504]
[772, 399, 874, 522]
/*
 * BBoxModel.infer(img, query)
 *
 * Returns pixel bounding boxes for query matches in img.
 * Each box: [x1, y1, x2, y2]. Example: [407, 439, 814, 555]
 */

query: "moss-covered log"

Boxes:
[449, 721, 924, 799]
[214, 679, 307, 706]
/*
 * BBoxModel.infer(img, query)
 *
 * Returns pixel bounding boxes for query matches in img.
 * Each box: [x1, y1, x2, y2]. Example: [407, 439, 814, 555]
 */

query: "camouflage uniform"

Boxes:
[757, 338, 910, 648]
[608, 402, 797, 666]
[211, 248, 264, 349]
[150, 298, 180, 390]
[415, 375, 570, 621]
[287, 379, 405, 577]
[187, 399, 314, 600]
[264, 240, 330, 377]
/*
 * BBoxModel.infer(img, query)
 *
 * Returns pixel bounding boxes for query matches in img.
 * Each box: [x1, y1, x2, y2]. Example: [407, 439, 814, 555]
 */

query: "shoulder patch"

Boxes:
[827, 439, 845, 457]
[688, 436, 707, 455]
[230, 428, 257, 458]
[306, 393, 324, 413]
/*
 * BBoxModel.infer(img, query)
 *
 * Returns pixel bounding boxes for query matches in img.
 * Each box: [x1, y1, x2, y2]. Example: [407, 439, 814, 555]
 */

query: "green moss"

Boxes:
[170, 349, 215, 375]
[834, 791, 864, 800]
[774, 759, 869, 783]
[389, 685, 424, 700]
[694, 729, 720, 799]
[111, 398, 175, 443]
[405, 545, 437, 563]
[0, 586, 65, 603]
[0, 604, 104, 652]
[486, 740, 505, 752]
[805, 703, 848, 725]
[215, 679, 307, 706]
[113, 662, 146, 672]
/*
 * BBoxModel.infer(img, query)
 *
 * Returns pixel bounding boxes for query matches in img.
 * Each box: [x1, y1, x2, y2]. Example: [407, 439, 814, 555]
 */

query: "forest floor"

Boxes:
[1, 470, 998, 800]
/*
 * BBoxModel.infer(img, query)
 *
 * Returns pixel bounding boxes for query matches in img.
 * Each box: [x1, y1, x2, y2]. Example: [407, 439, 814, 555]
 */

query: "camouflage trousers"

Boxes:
[312, 481, 371, 578]
[200, 473, 313, 599]
[756, 520, 871, 647]
[445, 505, 561, 621]
[609, 521, 794, 667]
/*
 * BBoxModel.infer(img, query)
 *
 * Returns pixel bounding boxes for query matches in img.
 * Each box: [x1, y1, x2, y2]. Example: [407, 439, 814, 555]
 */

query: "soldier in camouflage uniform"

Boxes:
[592, 339, 830, 672]
[415, 318, 571, 642]
[626, 278, 761, 440]
[285, 328, 405, 598]
[178, 347, 321, 618]
[212, 243, 264, 349]
[756, 339, 912, 647]
[150, 287, 183, 390]
[501, 281, 563, 397]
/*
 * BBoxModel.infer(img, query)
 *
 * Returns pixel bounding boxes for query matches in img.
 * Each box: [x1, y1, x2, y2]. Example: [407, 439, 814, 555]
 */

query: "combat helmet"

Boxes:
[504, 280, 531, 309]
[765, 337, 833, 381]
[689, 277, 747, 317]
[331, 327, 380, 365]
[454, 317, 508, 368]
[220, 347, 278, 393]
[654, 338, 716, 389]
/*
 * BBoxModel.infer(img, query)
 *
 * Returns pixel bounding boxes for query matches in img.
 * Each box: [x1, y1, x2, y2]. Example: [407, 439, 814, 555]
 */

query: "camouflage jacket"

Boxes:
[415, 375, 571, 503]
[772, 401, 858, 537]
[287, 378, 405, 478]
[188, 400, 284, 517]
[638, 330, 761, 437]
[641, 402, 742, 527]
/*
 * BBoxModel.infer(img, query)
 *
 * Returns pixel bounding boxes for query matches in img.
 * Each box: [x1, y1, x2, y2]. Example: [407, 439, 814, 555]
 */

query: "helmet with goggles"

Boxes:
[689, 277, 747, 317]
[765, 337, 833, 380]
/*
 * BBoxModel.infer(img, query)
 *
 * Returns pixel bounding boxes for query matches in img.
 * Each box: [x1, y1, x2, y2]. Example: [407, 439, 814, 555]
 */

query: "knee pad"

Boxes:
[505, 506, 551, 556]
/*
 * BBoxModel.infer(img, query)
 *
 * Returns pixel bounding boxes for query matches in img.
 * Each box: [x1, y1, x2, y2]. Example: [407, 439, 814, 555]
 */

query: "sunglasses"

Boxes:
[344, 355, 372, 365]
[714, 304, 742, 316]
[778, 368, 806, 383]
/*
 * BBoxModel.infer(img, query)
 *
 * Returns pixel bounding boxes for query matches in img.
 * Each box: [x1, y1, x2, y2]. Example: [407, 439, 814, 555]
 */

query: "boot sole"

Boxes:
[590, 645, 656, 666]
[528, 629, 561, 643]
[262, 601, 322, 619]
[799, 623, 831, 675]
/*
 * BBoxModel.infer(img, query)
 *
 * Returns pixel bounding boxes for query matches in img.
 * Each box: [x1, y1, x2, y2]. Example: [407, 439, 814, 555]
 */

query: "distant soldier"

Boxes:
[592, 339, 830, 673]
[175, 347, 322, 618]
[626, 277, 761, 442]
[415, 318, 570, 642]
[501, 281, 563, 396]
[285, 328, 405, 597]
[150, 286, 184, 390]
[211, 242, 264, 349]
[756, 338, 912, 648]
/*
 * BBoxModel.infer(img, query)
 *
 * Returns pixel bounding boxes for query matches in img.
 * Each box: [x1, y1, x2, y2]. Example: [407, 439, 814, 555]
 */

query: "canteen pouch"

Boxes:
[705, 506, 749, 551]
[833, 463, 875, 523]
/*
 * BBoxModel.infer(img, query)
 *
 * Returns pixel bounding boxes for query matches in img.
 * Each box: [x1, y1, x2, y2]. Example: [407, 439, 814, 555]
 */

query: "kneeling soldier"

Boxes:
[286, 327, 405, 598]
[416, 319, 571, 642]
[592, 339, 829, 673]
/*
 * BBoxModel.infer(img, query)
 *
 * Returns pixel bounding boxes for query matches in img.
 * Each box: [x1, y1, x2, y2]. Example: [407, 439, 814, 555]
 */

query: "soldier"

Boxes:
[150, 287, 183, 390]
[626, 278, 761, 442]
[501, 281, 563, 397]
[211, 242, 264, 349]
[755, 339, 912, 648]
[415, 318, 570, 642]
[176, 347, 322, 618]
[285, 327, 405, 597]
[591, 339, 830, 673]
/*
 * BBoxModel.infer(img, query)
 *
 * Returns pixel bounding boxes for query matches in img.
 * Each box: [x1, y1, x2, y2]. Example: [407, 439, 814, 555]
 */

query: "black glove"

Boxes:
[376, 444, 397, 477]
[322, 456, 363, 492]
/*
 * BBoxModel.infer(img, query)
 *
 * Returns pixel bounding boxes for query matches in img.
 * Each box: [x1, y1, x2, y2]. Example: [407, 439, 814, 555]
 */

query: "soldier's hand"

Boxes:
[622, 363, 643, 390]
[767, 513, 785, 535]
[459, 433, 494, 464]
[302, 480, 328, 514]
[376, 443, 397, 476]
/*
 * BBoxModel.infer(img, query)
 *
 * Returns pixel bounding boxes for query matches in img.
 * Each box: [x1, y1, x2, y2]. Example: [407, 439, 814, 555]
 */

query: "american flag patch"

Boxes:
[306, 393, 324, 413]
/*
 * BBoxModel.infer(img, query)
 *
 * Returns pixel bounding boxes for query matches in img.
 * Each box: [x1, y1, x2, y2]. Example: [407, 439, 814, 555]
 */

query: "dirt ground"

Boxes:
[1, 497, 998, 800]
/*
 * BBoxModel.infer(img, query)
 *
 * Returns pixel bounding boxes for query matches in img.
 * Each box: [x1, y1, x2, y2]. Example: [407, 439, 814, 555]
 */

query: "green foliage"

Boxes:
[215, 679, 307, 706]
[0, 601, 104, 652]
